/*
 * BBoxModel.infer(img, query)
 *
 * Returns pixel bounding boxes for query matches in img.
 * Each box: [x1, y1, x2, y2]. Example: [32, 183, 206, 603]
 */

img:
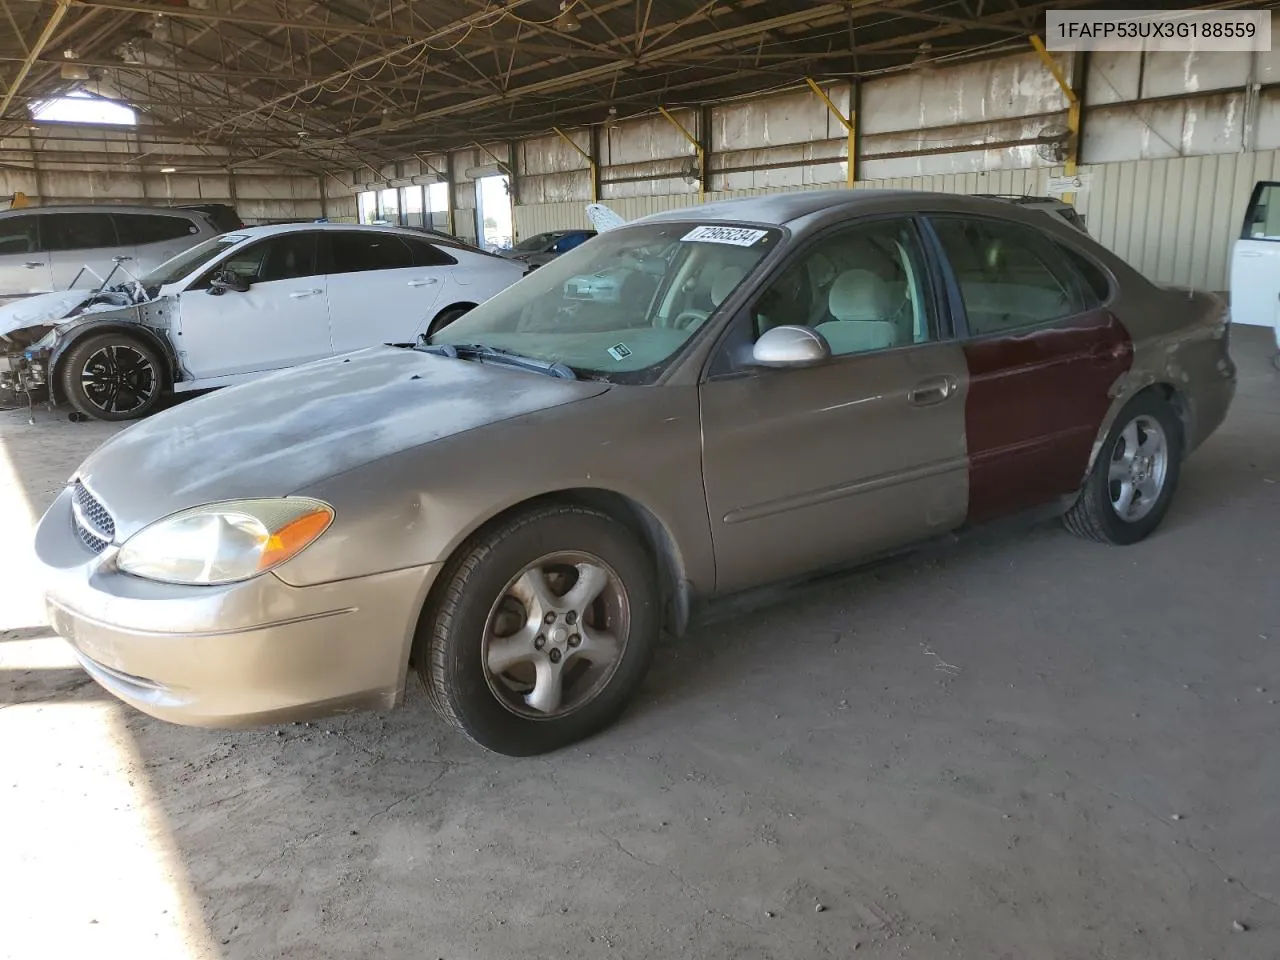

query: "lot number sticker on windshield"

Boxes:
[608, 343, 632, 362]
[681, 225, 768, 246]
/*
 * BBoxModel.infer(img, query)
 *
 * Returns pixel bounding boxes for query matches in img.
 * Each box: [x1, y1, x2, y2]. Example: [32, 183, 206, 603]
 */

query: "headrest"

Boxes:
[711, 266, 746, 307]
[828, 269, 891, 322]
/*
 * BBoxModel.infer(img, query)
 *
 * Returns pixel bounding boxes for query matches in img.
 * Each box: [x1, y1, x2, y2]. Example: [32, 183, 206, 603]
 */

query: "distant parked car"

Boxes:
[972, 194, 1089, 233]
[0, 204, 224, 303]
[178, 203, 244, 233]
[37, 190, 1236, 755]
[500, 229, 597, 268]
[0, 222, 525, 420]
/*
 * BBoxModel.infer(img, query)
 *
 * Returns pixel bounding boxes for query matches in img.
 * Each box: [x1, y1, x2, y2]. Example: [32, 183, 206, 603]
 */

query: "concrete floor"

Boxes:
[1, 327, 1277, 960]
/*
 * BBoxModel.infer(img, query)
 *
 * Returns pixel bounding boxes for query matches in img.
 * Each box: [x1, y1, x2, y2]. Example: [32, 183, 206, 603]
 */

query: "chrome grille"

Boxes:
[71, 481, 114, 554]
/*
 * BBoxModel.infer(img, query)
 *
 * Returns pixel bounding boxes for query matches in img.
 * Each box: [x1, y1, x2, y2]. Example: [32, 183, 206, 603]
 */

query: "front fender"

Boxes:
[47, 314, 179, 402]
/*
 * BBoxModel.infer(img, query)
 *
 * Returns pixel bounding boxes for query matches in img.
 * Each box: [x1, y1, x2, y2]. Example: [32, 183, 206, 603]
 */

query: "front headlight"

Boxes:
[116, 498, 333, 585]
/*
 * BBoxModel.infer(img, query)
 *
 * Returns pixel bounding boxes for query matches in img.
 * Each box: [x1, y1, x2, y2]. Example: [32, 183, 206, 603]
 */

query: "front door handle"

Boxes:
[1241, 250, 1263, 258]
[908, 375, 957, 406]
[112, 255, 133, 263]
[289, 289, 322, 298]
[23, 261, 44, 269]
[407, 278, 439, 287]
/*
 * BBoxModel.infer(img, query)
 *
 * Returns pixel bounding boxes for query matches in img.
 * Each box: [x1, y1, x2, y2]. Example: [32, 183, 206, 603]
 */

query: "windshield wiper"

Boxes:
[418, 342, 578, 380]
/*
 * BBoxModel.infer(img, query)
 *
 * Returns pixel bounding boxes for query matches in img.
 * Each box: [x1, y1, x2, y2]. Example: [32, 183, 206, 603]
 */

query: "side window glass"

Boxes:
[114, 213, 200, 245]
[327, 233, 414, 274]
[0, 216, 37, 255]
[751, 217, 933, 357]
[1058, 245, 1111, 307]
[931, 217, 1085, 336]
[1243, 182, 1280, 240]
[256, 234, 318, 282]
[39, 213, 118, 252]
[404, 237, 456, 267]
[194, 234, 316, 287]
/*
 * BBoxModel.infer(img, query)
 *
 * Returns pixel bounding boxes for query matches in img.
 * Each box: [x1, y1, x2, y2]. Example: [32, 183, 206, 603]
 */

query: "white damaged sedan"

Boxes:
[0, 222, 525, 420]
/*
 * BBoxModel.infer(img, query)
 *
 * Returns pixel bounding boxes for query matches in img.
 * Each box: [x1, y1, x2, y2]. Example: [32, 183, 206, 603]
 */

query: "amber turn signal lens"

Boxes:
[259, 508, 333, 571]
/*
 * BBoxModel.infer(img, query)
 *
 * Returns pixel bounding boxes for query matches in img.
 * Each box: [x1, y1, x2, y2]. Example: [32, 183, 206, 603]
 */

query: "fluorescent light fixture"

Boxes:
[160, 166, 176, 173]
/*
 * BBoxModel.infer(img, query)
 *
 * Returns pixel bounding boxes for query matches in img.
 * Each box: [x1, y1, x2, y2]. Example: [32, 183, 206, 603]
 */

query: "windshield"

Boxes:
[514, 231, 559, 253]
[139, 234, 246, 288]
[429, 221, 781, 382]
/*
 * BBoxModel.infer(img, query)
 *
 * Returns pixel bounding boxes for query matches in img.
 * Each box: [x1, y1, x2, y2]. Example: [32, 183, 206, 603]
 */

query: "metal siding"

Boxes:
[514, 149, 1280, 292]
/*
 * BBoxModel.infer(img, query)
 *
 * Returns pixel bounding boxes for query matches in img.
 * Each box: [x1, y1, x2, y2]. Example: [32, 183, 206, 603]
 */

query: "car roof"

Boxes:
[222, 221, 459, 241]
[0, 203, 208, 218]
[635, 188, 1069, 227]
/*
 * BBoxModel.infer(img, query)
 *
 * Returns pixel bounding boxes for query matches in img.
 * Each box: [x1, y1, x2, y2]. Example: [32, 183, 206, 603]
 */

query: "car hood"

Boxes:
[0, 290, 95, 338]
[0, 285, 153, 341]
[74, 346, 610, 537]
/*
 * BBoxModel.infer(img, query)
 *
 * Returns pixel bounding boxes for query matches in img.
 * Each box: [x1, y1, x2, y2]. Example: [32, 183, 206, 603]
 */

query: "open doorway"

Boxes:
[476, 175, 513, 252]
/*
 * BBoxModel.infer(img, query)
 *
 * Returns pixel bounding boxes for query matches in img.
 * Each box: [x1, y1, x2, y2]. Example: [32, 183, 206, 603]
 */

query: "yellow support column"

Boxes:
[806, 77, 856, 188]
[658, 106, 706, 202]
[1029, 34, 1081, 204]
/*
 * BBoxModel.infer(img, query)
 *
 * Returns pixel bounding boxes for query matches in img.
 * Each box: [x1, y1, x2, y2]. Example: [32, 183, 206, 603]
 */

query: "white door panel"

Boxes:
[328, 268, 444, 351]
[0, 213, 46, 298]
[173, 280, 333, 380]
[174, 230, 331, 381]
[1231, 181, 1280, 330]
[41, 212, 123, 291]
[0, 253, 52, 298]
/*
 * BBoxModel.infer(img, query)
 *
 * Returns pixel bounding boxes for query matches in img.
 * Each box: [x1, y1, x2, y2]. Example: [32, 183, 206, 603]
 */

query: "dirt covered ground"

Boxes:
[2, 328, 1278, 960]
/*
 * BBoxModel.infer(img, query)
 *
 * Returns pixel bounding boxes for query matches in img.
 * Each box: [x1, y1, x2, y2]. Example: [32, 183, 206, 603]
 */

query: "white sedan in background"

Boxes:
[0, 223, 527, 420]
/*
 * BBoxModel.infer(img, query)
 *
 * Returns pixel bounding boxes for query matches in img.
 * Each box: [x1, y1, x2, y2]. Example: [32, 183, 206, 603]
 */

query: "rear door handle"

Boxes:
[289, 289, 322, 298]
[908, 375, 957, 406]
[1241, 251, 1264, 258]
[23, 261, 43, 269]
[407, 278, 439, 287]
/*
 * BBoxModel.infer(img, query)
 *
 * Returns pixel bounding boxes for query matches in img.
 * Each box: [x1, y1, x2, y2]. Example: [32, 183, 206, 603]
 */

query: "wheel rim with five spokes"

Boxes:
[1108, 414, 1168, 522]
[481, 551, 630, 719]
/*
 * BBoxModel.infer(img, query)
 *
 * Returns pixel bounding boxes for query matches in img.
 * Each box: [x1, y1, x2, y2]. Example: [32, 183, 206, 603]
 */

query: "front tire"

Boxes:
[417, 505, 659, 756]
[1064, 391, 1183, 545]
[59, 333, 164, 422]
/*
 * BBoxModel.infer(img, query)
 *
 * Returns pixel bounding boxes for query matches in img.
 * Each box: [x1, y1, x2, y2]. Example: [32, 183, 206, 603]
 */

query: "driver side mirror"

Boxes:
[751, 325, 831, 368]
[207, 269, 250, 296]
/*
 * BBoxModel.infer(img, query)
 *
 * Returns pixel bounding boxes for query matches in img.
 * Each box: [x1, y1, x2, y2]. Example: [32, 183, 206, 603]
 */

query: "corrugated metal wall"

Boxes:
[515, 151, 1274, 293]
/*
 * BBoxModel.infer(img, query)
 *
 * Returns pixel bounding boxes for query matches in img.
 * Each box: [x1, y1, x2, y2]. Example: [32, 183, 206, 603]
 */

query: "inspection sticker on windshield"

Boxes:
[680, 225, 768, 246]
[607, 343, 633, 362]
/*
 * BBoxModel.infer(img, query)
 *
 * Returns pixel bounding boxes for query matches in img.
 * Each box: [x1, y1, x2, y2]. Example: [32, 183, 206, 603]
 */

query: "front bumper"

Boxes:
[36, 486, 441, 727]
[0, 352, 47, 401]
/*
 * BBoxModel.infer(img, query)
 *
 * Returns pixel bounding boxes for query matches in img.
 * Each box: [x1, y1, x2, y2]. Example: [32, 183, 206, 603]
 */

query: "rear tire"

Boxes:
[59, 333, 164, 422]
[426, 305, 473, 338]
[1064, 391, 1183, 545]
[416, 504, 659, 756]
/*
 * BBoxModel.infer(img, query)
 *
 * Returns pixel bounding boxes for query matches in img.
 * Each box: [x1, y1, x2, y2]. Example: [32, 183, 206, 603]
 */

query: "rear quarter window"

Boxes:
[114, 213, 201, 245]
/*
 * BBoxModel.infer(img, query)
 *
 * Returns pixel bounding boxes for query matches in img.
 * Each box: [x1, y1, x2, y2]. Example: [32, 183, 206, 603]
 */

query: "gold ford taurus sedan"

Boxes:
[36, 190, 1237, 755]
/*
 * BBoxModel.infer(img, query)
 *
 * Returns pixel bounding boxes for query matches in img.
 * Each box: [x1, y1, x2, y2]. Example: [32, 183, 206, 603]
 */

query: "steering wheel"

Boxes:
[671, 309, 710, 331]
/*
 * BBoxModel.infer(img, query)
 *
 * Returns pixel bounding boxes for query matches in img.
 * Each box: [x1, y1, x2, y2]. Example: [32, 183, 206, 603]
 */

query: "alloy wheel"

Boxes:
[481, 551, 630, 719]
[1107, 414, 1169, 522]
[80, 344, 157, 416]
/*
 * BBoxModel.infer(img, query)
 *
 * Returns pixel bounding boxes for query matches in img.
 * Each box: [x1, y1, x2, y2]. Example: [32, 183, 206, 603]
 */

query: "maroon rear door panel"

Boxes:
[962, 310, 1133, 524]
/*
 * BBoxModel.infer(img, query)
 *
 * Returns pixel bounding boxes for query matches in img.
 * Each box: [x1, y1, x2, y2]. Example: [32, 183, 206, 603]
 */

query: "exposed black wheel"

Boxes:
[59, 333, 163, 422]
[426, 305, 473, 338]
[417, 504, 659, 756]
[1064, 391, 1183, 545]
